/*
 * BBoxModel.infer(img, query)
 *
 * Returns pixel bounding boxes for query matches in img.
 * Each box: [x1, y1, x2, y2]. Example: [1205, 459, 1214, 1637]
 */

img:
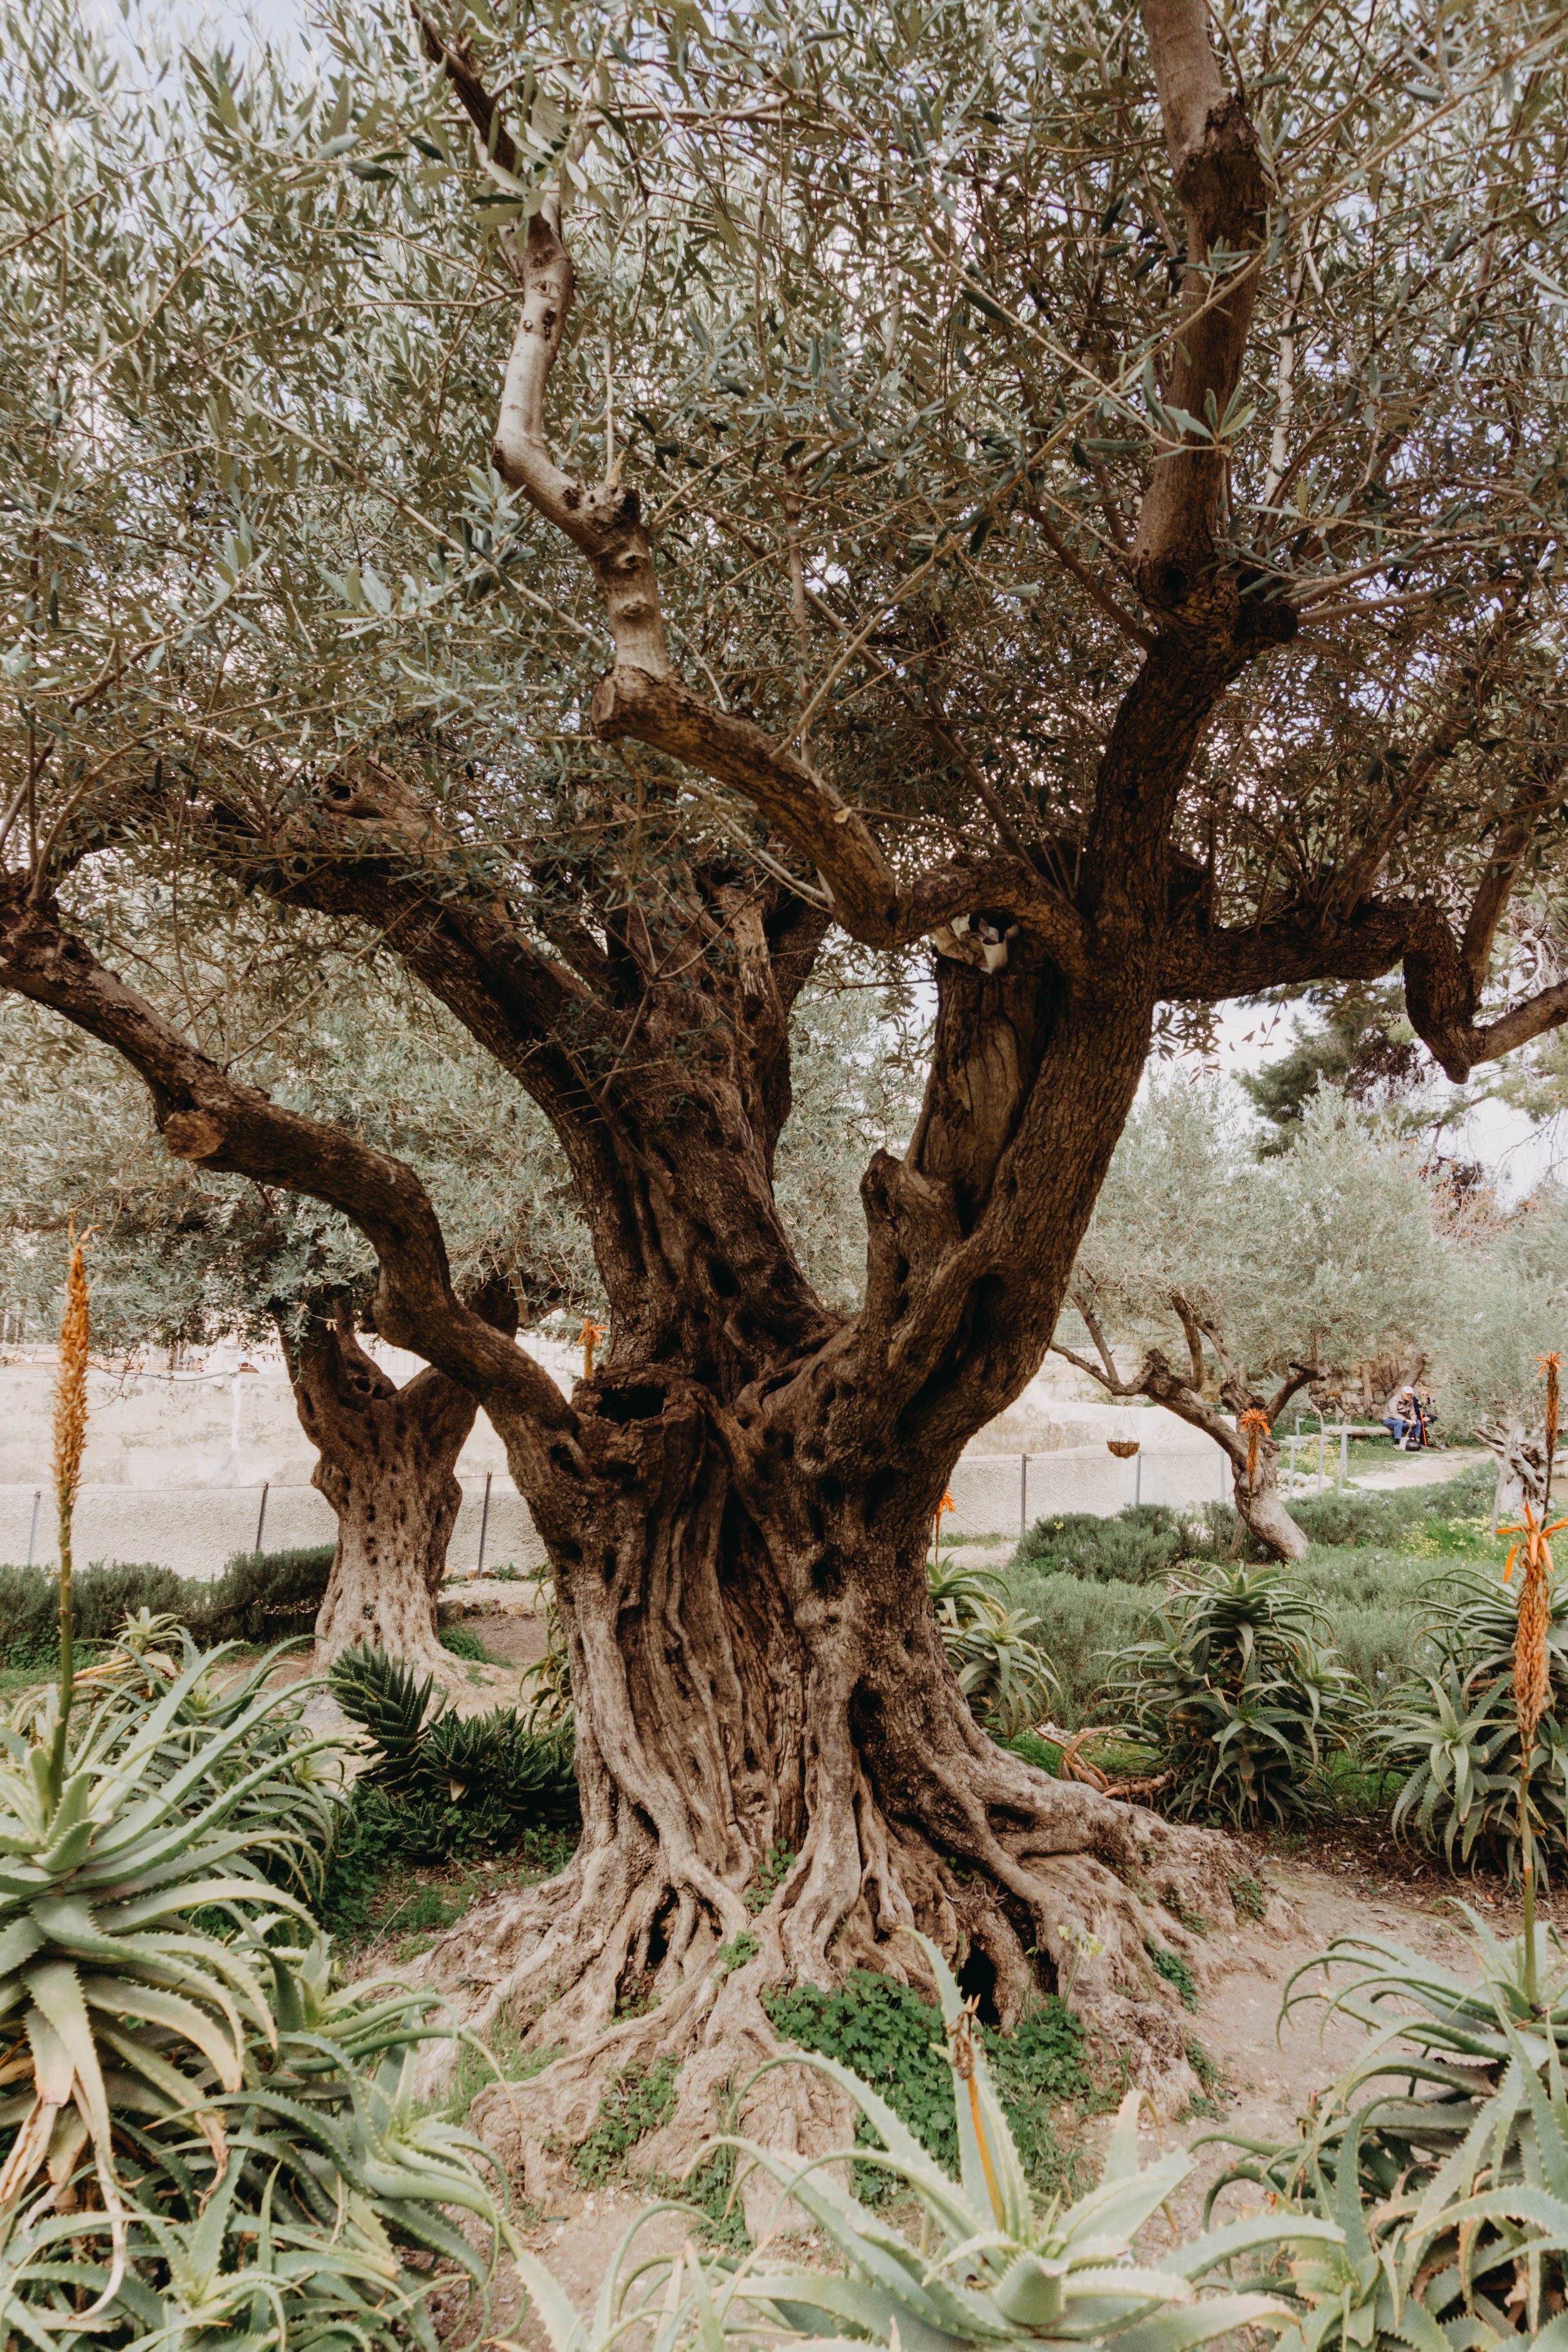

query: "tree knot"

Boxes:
[162, 1109, 228, 1162]
[1173, 95, 1268, 248]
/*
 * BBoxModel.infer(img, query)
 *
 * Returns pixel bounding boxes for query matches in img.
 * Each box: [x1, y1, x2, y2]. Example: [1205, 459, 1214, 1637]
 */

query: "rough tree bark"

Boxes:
[277, 1292, 514, 1675]
[1054, 1293, 1317, 1561]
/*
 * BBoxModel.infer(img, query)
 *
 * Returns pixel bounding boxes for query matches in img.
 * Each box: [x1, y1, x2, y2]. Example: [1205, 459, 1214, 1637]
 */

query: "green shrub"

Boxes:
[1002, 1571, 1158, 1725]
[1287, 1459, 1495, 1545]
[196, 1539, 335, 1638]
[315, 1781, 576, 1939]
[763, 1967, 1088, 2197]
[0, 1541, 335, 1663]
[1101, 1564, 1363, 1826]
[329, 1641, 579, 1862]
[1013, 1503, 1188, 1584]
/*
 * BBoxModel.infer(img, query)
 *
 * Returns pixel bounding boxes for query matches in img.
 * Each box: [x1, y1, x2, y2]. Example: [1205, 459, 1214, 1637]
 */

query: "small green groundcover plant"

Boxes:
[763, 1966, 1090, 2198]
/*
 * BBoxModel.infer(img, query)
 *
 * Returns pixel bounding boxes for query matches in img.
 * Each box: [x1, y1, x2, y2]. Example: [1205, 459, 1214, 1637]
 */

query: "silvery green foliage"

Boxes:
[0, 953, 591, 1348]
[731, 1934, 1337, 2349]
[0, 0, 1565, 1020]
[1435, 1184, 1568, 1453]
[1068, 1080, 1446, 1385]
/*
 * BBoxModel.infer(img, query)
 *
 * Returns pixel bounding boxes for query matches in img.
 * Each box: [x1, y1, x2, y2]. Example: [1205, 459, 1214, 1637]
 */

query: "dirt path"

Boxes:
[1351, 1445, 1489, 1492]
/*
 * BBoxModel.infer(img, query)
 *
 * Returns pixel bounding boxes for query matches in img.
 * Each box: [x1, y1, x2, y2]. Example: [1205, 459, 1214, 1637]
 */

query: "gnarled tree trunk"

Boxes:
[278, 1293, 511, 1674]
[416, 1357, 1252, 2178]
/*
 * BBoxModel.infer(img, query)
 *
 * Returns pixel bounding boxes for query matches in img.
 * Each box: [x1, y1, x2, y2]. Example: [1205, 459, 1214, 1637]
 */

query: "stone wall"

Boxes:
[0, 1347, 1234, 1576]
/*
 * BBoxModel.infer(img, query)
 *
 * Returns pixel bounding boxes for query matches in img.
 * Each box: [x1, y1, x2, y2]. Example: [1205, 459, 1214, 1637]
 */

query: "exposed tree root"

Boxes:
[411, 1741, 1273, 2212]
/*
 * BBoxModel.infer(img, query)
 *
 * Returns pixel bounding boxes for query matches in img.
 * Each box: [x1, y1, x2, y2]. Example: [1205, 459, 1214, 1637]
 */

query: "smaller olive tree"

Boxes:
[1439, 1189, 1568, 1522]
[1052, 1083, 1446, 1557]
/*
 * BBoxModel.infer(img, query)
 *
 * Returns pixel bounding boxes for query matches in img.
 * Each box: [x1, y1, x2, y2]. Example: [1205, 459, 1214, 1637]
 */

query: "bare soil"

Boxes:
[428, 1841, 1535, 2343]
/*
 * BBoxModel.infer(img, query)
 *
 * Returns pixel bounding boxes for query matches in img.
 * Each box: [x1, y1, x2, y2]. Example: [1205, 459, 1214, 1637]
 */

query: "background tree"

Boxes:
[1237, 979, 1426, 1151]
[0, 930, 582, 1668]
[3, 0, 1568, 2152]
[1054, 1083, 1446, 1555]
[1439, 1187, 1568, 1519]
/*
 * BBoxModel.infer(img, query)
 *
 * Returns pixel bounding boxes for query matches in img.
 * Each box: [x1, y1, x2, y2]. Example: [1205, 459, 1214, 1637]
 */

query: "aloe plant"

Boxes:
[1099, 1564, 1362, 1827]
[0, 1625, 516, 2351]
[728, 1935, 1337, 2347]
[928, 1563, 1059, 1738]
[0, 1638, 342, 2235]
[1375, 1563, 1568, 1880]
[1213, 1917, 1568, 2343]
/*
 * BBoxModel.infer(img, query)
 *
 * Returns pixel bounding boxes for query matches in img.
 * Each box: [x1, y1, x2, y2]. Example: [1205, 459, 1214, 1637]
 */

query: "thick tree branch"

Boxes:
[590, 667, 1091, 974]
[1265, 1358, 1323, 1427]
[1171, 1293, 1209, 1394]
[1131, 0, 1269, 611]
[1459, 756, 1565, 983]
[0, 878, 572, 1429]
[1160, 884, 1568, 1081]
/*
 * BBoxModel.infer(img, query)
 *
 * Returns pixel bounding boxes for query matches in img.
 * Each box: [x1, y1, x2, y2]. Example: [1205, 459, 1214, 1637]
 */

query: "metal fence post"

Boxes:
[477, 1471, 492, 1576]
[1339, 1424, 1349, 1491]
[1135, 1447, 1142, 1507]
[253, 1481, 269, 1554]
[26, 1490, 40, 1569]
[1019, 1453, 1029, 1537]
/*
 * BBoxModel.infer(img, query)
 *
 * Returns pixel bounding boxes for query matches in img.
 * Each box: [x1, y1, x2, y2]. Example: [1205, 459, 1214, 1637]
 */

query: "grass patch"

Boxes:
[1180, 2037, 1226, 2118]
[1000, 1463, 1505, 1741]
[316, 1789, 576, 1946]
[438, 1624, 495, 1663]
[1146, 1942, 1199, 2011]
[446, 2020, 561, 2124]
[1229, 1870, 1267, 1920]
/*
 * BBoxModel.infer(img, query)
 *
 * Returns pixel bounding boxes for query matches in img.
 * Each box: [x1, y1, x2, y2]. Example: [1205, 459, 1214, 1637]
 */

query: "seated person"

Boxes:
[1383, 1385, 1419, 1446]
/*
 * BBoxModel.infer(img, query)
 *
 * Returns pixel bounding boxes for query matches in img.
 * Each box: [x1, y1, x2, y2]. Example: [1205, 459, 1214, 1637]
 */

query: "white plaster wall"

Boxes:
[0, 1350, 1232, 1574]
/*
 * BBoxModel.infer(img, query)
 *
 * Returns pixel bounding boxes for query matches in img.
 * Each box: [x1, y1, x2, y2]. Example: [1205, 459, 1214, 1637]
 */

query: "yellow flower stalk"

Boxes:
[51, 1236, 90, 1777]
[1501, 1502, 1567, 2006]
[1239, 1407, 1271, 1487]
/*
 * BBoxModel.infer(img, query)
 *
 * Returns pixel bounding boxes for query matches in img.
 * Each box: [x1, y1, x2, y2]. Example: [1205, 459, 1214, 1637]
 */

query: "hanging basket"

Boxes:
[1106, 1438, 1140, 1459]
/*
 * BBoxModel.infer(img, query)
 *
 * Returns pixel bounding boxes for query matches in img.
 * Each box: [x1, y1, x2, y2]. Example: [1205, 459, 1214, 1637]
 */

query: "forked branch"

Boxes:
[0, 879, 572, 1429]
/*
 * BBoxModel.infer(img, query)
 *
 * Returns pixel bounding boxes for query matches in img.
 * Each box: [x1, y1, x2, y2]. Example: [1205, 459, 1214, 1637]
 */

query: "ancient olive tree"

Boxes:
[3, 0, 1568, 2151]
[1053, 1081, 1446, 1555]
